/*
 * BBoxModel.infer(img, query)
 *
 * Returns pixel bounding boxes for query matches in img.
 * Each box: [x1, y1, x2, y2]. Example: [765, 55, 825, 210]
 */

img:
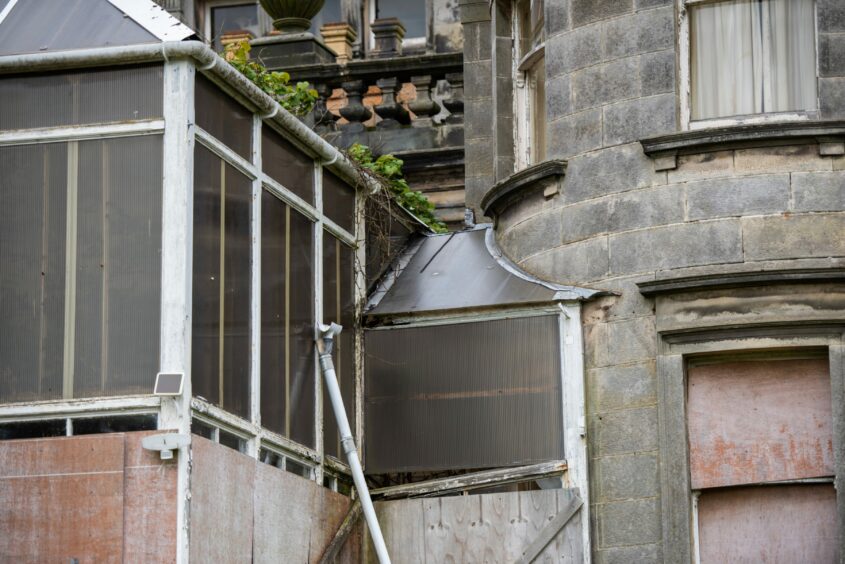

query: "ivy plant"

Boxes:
[348, 143, 448, 233]
[224, 40, 318, 117]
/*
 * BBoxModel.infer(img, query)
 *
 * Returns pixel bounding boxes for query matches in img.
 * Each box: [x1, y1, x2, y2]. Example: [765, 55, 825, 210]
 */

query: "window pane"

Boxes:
[73, 136, 163, 398]
[690, 0, 817, 120]
[364, 316, 564, 473]
[376, 0, 426, 38]
[698, 484, 839, 563]
[322, 234, 356, 460]
[195, 74, 253, 160]
[260, 191, 315, 447]
[210, 4, 260, 50]
[322, 170, 356, 233]
[262, 125, 314, 204]
[0, 144, 67, 403]
[192, 144, 251, 418]
[0, 65, 163, 131]
[309, 0, 342, 38]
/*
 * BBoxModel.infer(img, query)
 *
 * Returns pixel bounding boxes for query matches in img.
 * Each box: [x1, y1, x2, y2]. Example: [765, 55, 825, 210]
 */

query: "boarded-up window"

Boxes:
[688, 355, 837, 562]
[364, 315, 564, 473]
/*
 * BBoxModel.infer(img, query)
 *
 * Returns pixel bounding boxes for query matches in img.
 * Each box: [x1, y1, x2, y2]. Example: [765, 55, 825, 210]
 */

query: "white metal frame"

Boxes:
[677, 0, 821, 131]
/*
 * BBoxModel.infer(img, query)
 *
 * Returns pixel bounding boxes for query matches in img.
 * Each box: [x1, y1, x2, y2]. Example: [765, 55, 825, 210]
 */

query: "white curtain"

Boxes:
[691, 0, 817, 121]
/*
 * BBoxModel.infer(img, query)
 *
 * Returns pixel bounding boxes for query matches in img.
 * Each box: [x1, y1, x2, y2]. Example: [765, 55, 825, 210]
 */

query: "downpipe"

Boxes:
[317, 323, 391, 564]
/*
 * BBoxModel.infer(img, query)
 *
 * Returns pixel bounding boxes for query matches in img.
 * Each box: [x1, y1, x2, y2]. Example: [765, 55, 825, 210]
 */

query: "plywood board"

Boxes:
[688, 358, 834, 489]
[698, 484, 839, 563]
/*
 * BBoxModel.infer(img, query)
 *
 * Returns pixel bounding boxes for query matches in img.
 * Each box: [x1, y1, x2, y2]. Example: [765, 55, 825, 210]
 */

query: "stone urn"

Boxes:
[259, 0, 325, 33]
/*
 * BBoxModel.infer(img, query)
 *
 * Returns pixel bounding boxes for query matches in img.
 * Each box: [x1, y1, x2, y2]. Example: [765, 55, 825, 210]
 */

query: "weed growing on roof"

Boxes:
[224, 40, 318, 117]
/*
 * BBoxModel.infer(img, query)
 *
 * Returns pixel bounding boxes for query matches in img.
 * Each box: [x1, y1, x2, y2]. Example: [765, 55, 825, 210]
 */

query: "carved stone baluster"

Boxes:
[443, 72, 464, 124]
[312, 83, 340, 133]
[374, 77, 411, 128]
[407, 75, 441, 128]
[338, 79, 372, 132]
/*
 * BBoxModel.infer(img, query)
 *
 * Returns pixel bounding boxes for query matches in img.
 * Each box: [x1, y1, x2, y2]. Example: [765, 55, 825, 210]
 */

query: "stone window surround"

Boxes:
[643, 276, 845, 563]
[677, 0, 822, 132]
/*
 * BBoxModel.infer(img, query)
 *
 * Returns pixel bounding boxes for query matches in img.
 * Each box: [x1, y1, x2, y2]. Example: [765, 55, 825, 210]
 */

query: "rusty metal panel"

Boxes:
[123, 432, 178, 564]
[253, 463, 358, 563]
[190, 436, 255, 563]
[0, 434, 125, 563]
[365, 315, 564, 473]
[697, 484, 839, 563]
[687, 357, 833, 489]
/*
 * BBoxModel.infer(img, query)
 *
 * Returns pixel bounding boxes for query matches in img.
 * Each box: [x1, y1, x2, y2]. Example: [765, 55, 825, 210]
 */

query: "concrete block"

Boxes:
[667, 150, 734, 183]
[609, 183, 685, 231]
[521, 235, 610, 284]
[818, 0, 845, 33]
[792, 171, 845, 212]
[596, 452, 660, 501]
[565, 144, 656, 203]
[640, 49, 675, 96]
[593, 406, 659, 457]
[598, 543, 662, 564]
[589, 361, 658, 412]
[546, 0, 570, 35]
[598, 497, 661, 547]
[571, 0, 633, 28]
[602, 93, 676, 146]
[560, 198, 610, 244]
[820, 77, 845, 119]
[546, 24, 603, 77]
[547, 73, 572, 119]
[572, 56, 641, 112]
[742, 214, 845, 261]
[609, 219, 743, 274]
[547, 109, 603, 159]
[735, 144, 834, 173]
[601, 7, 672, 60]
[686, 174, 790, 220]
[819, 32, 845, 77]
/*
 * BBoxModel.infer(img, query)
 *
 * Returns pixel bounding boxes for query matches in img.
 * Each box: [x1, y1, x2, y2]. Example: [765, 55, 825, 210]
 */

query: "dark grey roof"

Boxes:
[366, 225, 599, 317]
[0, 0, 194, 56]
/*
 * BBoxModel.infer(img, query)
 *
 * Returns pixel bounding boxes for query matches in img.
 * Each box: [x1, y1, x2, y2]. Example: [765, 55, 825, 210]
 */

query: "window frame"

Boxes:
[678, 0, 821, 131]
[202, 0, 272, 48]
[367, 0, 431, 52]
[513, 0, 546, 171]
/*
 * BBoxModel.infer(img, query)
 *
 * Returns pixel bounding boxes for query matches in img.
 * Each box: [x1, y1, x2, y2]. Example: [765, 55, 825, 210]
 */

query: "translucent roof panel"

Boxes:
[0, 0, 193, 56]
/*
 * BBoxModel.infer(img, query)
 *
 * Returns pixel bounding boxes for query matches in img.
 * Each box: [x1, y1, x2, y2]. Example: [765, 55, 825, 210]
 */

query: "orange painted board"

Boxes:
[687, 358, 833, 489]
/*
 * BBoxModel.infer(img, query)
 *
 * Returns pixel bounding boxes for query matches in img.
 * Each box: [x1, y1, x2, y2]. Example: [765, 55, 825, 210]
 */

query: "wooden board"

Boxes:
[687, 358, 834, 489]
[366, 489, 583, 563]
[697, 484, 839, 563]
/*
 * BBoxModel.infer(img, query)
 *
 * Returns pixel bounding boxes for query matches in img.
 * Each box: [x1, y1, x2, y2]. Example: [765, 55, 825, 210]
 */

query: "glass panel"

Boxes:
[690, 0, 817, 120]
[192, 144, 251, 418]
[210, 4, 261, 50]
[289, 209, 315, 446]
[376, 0, 426, 38]
[71, 414, 157, 435]
[309, 0, 342, 38]
[195, 74, 253, 160]
[262, 125, 314, 204]
[364, 316, 564, 473]
[0, 144, 66, 403]
[74, 136, 162, 399]
[323, 234, 356, 460]
[322, 170, 356, 233]
[0, 65, 163, 131]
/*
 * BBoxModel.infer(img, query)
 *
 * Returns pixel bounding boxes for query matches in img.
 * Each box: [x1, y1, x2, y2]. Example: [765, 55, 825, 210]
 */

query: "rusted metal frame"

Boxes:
[318, 500, 363, 564]
[370, 460, 568, 500]
[515, 493, 583, 564]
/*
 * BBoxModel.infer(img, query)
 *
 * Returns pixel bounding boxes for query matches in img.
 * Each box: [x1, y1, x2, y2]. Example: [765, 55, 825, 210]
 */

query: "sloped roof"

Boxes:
[0, 0, 193, 56]
[365, 225, 599, 318]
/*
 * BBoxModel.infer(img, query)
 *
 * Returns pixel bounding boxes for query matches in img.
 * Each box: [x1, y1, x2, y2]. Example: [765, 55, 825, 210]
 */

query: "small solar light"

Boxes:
[141, 433, 191, 460]
[154, 372, 184, 396]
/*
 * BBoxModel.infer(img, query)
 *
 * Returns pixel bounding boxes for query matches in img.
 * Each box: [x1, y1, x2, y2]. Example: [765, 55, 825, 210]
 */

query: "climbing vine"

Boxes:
[224, 40, 318, 116]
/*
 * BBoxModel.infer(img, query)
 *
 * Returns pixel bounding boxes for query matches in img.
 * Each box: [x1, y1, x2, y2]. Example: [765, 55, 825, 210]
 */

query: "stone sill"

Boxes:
[640, 121, 845, 171]
[481, 160, 567, 217]
[283, 51, 463, 85]
[637, 268, 845, 296]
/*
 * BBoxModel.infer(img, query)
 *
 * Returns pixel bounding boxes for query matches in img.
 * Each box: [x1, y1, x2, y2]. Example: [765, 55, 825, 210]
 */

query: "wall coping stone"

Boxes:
[640, 121, 845, 171]
[637, 268, 845, 296]
[481, 159, 567, 217]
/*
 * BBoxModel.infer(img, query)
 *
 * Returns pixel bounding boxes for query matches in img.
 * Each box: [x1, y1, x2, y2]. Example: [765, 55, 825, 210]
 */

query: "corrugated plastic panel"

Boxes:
[262, 125, 314, 205]
[322, 170, 356, 233]
[195, 74, 253, 160]
[364, 315, 564, 473]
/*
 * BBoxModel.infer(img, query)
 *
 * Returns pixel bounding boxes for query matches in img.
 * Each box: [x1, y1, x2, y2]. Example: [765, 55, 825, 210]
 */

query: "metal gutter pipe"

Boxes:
[316, 323, 391, 564]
